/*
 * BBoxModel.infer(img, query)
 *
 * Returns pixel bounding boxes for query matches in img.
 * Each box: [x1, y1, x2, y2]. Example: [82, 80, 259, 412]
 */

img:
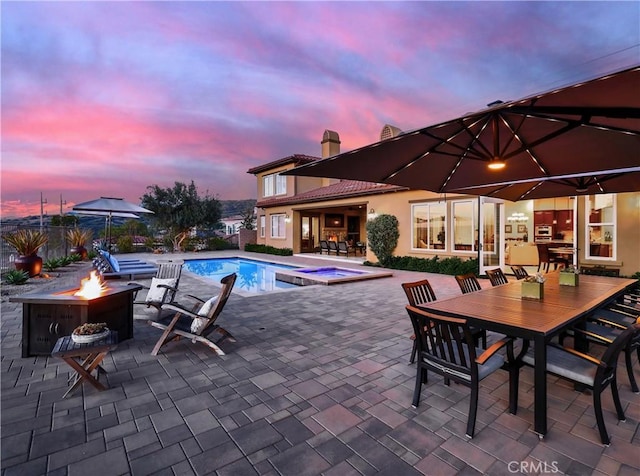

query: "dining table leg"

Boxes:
[533, 335, 547, 438]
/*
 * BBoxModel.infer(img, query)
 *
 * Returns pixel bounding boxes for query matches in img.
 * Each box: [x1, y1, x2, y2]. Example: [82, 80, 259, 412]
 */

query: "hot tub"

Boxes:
[275, 266, 392, 286]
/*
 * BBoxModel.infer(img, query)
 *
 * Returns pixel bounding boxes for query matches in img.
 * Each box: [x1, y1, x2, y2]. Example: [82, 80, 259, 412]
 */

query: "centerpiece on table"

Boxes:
[72, 322, 110, 344]
[521, 272, 546, 300]
[559, 265, 580, 286]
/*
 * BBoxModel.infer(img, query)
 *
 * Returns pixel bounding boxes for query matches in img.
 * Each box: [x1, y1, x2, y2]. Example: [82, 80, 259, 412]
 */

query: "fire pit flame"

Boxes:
[74, 271, 107, 299]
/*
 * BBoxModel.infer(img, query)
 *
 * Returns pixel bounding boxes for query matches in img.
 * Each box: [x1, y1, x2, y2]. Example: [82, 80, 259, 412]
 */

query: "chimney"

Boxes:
[321, 130, 340, 158]
[321, 130, 341, 187]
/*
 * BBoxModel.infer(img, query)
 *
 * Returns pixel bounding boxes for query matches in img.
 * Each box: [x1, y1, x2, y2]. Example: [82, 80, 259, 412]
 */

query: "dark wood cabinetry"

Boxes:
[534, 210, 555, 226]
[555, 210, 573, 231]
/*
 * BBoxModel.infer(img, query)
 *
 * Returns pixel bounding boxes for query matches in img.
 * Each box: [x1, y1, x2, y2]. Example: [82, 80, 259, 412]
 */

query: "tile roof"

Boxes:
[256, 180, 407, 208]
[246, 154, 319, 175]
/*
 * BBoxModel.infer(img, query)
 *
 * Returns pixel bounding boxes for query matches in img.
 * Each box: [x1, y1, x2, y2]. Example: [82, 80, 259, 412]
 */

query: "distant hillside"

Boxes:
[220, 199, 256, 218]
[1, 199, 256, 231]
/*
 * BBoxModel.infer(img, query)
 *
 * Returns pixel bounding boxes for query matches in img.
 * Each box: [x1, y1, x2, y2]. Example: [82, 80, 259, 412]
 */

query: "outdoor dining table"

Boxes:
[417, 272, 637, 438]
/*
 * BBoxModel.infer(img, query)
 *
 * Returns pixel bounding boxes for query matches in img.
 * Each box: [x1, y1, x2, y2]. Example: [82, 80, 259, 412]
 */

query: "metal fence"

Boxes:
[1, 224, 73, 273]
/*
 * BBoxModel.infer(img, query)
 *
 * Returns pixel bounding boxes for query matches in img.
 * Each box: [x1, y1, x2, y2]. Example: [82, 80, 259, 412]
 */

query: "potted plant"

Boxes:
[521, 272, 546, 300]
[559, 265, 580, 286]
[2, 229, 48, 277]
[66, 228, 92, 260]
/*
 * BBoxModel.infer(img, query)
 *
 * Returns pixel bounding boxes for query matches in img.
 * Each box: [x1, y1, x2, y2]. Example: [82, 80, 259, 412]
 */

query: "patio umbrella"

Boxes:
[72, 197, 153, 250]
[284, 65, 640, 200]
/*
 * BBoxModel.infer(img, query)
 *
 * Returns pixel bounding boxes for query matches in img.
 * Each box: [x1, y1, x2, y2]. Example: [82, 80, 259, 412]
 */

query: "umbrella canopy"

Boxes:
[72, 197, 154, 215]
[285, 66, 640, 200]
[72, 197, 153, 250]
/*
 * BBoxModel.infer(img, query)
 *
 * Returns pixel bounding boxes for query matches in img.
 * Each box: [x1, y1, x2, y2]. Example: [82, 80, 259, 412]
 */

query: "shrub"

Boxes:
[117, 235, 134, 253]
[43, 258, 62, 271]
[366, 214, 399, 266]
[66, 228, 92, 247]
[244, 243, 293, 256]
[367, 255, 479, 276]
[4, 269, 29, 285]
[68, 253, 82, 262]
[208, 237, 237, 250]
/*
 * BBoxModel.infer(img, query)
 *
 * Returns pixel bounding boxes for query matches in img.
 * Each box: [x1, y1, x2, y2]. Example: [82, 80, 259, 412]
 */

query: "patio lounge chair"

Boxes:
[96, 251, 158, 279]
[130, 260, 184, 319]
[327, 240, 338, 255]
[337, 241, 356, 257]
[319, 240, 330, 254]
[148, 273, 237, 356]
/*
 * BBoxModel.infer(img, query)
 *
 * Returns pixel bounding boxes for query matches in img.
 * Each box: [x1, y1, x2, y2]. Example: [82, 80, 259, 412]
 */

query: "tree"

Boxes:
[141, 181, 222, 251]
[366, 214, 399, 266]
[50, 215, 79, 227]
[240, 207, 256, 230]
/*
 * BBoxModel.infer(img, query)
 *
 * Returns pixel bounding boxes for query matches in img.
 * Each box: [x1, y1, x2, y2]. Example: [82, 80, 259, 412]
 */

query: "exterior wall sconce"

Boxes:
[284, 214, 291, 223]
[367, 208, 377, 220]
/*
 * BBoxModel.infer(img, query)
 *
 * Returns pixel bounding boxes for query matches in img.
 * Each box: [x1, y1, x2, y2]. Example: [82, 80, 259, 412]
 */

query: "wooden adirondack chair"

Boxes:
[148, 273, 237, 356]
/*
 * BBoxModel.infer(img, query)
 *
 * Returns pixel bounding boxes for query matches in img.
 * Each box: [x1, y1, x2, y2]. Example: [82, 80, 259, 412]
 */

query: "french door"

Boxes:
[478, 197, 505, 275]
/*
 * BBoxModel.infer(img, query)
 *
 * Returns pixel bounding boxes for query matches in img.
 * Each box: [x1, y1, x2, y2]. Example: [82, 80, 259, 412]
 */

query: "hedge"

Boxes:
[366, 255, 479, 276]
[244, 243, 293, 256]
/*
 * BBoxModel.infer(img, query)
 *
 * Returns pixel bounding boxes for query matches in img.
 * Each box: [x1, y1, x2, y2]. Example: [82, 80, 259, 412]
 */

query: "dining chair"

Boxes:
[510, 265, 529, 280]
[521, 318, 640, 445]
[486, 268, 508, 286]
[402, 279, 437, 364]
[536, 243, 568, 273]
[453, 273, 487, 348]
[585, 307, 640, 393]
[406, 305, 518, 439]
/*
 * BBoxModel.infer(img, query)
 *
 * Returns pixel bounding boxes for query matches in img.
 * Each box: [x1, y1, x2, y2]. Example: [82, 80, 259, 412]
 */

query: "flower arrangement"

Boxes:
[561, 265, 580, 274]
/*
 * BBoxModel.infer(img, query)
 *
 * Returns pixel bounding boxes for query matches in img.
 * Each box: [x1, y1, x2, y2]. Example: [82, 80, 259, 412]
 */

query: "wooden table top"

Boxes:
[419, 273, 636, 338]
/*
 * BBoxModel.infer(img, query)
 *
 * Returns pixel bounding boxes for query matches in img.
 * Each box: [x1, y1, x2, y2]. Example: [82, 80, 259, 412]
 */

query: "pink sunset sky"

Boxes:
[1, 1, 638, 218]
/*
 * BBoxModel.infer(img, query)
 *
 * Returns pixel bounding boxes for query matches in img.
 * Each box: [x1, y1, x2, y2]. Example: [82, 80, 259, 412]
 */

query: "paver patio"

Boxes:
[1, 251, 638, 475]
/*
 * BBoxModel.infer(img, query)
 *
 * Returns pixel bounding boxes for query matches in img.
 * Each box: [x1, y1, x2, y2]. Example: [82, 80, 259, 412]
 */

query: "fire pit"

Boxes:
[11, 272, 142, 357]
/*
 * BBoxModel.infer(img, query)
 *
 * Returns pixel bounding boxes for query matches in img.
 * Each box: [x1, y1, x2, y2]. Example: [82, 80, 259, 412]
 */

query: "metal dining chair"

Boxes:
[453, 273, 487, 348]
[486, 268, 508, 286]
[510, 265, 529, 280]
[522, 318, 640, 445]
[406, 305, 518, 439]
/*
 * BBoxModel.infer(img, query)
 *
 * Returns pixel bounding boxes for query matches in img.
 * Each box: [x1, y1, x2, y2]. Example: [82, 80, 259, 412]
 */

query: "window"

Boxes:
[263, 173, 287, 197]
[586, 194, 616, 260]
[259, 216, 265, 238]
[271, 214, 286, 238]
[412, 202, 446, 250]
[452, 200, 478, 252]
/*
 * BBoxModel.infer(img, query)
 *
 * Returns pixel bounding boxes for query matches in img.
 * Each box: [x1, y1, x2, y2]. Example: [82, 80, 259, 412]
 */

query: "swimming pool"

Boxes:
[184, 258, 300, 294]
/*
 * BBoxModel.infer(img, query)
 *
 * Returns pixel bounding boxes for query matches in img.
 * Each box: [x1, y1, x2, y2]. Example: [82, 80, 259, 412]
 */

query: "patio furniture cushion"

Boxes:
[145, 278, 178, 304]
[191, 296, 218, 333]
[522, 345, 596, 386]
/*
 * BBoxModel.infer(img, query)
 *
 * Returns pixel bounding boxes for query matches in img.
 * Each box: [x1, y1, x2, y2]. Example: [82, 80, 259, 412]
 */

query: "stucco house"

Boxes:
[247, 128, 640, 277]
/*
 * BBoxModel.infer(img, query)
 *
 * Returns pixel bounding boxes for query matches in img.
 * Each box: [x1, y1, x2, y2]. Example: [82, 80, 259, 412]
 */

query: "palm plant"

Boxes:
[66, 228, 92, 247]
[2, 229, 48, 256]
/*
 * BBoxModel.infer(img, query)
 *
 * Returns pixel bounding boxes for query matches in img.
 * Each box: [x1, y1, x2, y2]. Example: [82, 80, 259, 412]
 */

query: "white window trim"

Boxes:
[451, 199, 478, 254]
[263, 172, 286, 198]
[410, 202, 447, 252]
[584, 195, 616, 261]
[270, 214, 286, 239]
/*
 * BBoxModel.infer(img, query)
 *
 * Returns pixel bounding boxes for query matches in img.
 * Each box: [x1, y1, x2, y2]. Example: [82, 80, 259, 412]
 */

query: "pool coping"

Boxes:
[275, 266, 394, 286]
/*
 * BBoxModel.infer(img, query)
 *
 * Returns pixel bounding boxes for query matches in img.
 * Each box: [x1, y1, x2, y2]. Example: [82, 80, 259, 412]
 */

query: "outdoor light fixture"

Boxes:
[284, 214, 291, 223]
[487, 158, 506, 170]
[368, 208, 377, 220]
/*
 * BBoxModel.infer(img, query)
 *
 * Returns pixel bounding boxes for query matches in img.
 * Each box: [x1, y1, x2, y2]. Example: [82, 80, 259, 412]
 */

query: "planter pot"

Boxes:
[14, 254, 43, 277]
[559, 272, 579, 286]
[70, 246, 88, 260]
[522, 281, 544, 300]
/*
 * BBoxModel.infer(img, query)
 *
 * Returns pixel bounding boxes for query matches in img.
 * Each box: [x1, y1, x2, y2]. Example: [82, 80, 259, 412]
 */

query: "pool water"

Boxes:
[184, 258, 300, 294]
[297, 267, 365, 278]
